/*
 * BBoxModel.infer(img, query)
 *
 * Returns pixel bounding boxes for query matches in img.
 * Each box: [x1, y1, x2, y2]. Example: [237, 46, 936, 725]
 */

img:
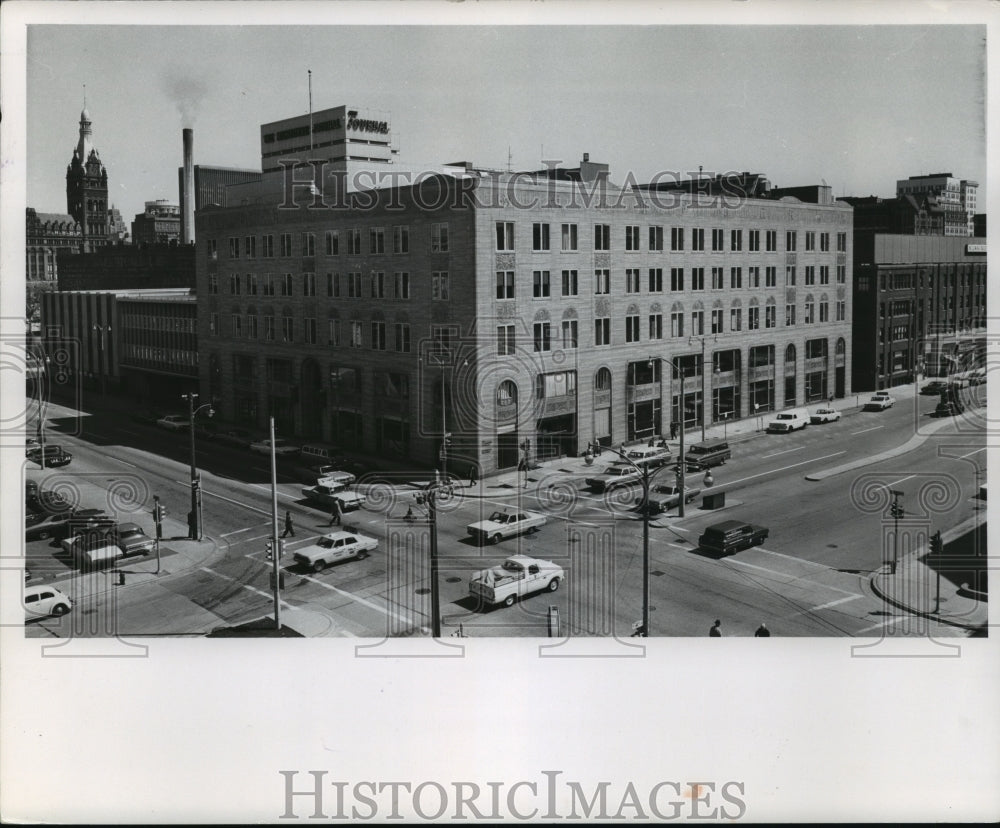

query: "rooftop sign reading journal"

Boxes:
[347, 110, 389, 134]
[966, 243, 986, 255]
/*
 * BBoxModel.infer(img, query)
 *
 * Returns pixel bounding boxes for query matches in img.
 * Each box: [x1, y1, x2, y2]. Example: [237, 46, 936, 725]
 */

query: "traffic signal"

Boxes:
[443, 432, 452, 447]
[265, 540, 274, 561]
[277, 539, 285, 559]
[930, 531, 943, 556]
[153, 502, 167, 522]
[890, 501, 904, 519]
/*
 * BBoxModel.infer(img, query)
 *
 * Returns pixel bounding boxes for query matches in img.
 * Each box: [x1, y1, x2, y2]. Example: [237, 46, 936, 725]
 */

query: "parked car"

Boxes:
[292, 530, 377, 572]
[250, 437, 301, 455]
[921, 381, 949, 396]
[24, 585, 73, 620]
[683, 438, 731, 469]
[26, 486, 73, 517]
[113, 522, 156, 556]
[585, 463, 643, 492]
[810, 407, 841, 424]
[156, 414, 189, 431]
[766, 409, 809, 432]
[935, 400, 964, 417]
[26, 444, 73, 467]
[213, 427, 258, 449]
[467, 510, 547, 545]
[25, 509, 112, 542]
[130, 408, 163, 425]
[697, 520, 769, 555]
[863, 393, 895, 411]
[636, 483, 701, 514]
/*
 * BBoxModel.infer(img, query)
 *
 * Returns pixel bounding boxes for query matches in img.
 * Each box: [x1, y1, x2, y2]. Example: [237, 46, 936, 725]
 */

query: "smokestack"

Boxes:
[182, 128, 195, 244]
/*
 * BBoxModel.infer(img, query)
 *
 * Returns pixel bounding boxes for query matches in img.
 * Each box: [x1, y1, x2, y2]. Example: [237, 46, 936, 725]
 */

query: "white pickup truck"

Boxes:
[292, 530, 377, 572]
[466, 510, 547, 545]
[301, 476, 366, 511]
[468, 555, 564, 608]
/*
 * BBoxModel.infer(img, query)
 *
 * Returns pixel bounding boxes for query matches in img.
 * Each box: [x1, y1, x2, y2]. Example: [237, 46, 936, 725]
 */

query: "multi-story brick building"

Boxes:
[851, 234, 986, 390]
[198, 128, 854, 475]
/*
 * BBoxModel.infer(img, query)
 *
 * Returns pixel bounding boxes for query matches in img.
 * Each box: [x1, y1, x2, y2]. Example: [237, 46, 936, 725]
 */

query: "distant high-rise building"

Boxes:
[108, 205, 129, 242]
[131, 199, 181, 245]
[177, 165, 263, 243]
[65, 106, 109, 251]
[895, 173, 978, 236]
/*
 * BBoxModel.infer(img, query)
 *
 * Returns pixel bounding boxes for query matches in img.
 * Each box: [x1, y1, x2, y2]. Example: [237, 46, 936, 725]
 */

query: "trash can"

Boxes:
[702, 492, 726, 510]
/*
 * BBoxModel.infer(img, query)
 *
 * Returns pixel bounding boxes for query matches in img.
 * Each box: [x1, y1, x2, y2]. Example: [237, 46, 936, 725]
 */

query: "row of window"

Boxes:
[121, 344, 198, 367]
[499, 221, 849, 254]
[503, 264, 848, 299]
[209, 271, 440, 300]
[211, 223, 449, 261]
[120, 313, 197, 334]
[510, 301, 847, 353]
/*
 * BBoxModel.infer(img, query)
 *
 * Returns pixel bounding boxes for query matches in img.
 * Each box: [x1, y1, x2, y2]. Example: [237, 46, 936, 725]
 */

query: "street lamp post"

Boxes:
[889, 489, 905, 575]
[181, 392, 214, 541]
[92, 324, 111, 396]
[414, 475, 451, 638]
[604, 444, 714, 637]
[688, 335, 716, 442]
[32, 354, 50, 469]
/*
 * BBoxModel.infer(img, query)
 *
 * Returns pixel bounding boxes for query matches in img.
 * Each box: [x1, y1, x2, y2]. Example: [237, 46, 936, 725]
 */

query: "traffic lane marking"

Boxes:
[811, 595, 863, 611]
[201, 566, 293, 610]
[294, 570, 430, 633]
[724, 558, 864, 601]
[850, 425, 884, 435]
[762, 446, 805, 458]
[719, 451, 847, 488]
[852, 615, 913, 636]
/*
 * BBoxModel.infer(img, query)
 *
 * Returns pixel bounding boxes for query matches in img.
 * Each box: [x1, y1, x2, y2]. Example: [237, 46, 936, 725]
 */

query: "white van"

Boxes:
[300, 443, 345, 466]
[767, 408, 809, 433]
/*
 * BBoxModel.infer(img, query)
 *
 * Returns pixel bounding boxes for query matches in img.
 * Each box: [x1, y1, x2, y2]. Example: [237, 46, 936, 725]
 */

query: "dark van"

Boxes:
[697, 520, 769, 555]
[684, 438, 731, 470]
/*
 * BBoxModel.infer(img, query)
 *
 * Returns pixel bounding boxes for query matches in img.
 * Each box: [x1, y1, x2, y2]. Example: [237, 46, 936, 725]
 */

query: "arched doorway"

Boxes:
[495, 380, 519, 470]
[835, 338, 846, 398]
[593, 367, 612, 446]
[784, 344, 797, 407]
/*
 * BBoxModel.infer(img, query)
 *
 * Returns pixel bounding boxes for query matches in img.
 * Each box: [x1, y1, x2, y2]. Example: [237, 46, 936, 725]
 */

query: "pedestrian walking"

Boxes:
[281, 510, 295, 538]
[670, 421, 678, 440]
[468, 464, 479, 487]
[754, 622, 771, 637]
[619, 442, 626, 455]
[647, 437, 655, 447]
[328, 499, 342, 526]
[117, 571, 125, 586]
[709, 619, 722, 637]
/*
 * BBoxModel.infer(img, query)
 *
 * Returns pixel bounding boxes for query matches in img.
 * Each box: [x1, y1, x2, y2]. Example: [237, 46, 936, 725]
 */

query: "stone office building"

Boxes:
[198, 134, 853, 475]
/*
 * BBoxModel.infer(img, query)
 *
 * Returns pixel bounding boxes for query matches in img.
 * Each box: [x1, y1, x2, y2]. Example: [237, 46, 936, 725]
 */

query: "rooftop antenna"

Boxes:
[308, 70, 314, 152]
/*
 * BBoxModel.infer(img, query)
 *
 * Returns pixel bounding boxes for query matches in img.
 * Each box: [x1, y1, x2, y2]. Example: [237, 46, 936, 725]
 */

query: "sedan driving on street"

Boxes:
[467, 510, 547, 545]
[292, 530, 377, 572]
[585, 463, 643, 492]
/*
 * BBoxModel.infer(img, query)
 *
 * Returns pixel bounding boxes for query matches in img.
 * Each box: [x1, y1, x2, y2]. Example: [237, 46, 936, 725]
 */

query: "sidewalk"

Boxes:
[45, 532, 221, 595]
[869, 513, 988, 632]
[457, 380, 925, 499]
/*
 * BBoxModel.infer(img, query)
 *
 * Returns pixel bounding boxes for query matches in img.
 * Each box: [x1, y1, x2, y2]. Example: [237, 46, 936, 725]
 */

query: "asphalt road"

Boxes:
[22, 390, 984, 638]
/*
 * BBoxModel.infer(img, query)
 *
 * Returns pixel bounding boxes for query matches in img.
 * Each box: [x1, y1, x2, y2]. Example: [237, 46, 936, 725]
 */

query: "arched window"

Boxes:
[595, 367, 612, 391]
[785, 344, 796, 363]
[496, 380, 517, 406]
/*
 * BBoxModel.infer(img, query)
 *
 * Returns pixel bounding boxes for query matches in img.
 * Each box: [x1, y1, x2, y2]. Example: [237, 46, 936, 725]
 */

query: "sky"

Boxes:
[23, 21, 988, 228]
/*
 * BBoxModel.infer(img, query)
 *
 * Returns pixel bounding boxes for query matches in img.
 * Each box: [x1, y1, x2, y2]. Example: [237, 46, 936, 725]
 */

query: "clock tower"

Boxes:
[66, 106, 109, 251]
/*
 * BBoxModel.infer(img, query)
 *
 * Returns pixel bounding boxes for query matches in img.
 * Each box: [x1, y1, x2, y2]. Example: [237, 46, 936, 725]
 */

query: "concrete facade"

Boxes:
[197, 166, 854, 476]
